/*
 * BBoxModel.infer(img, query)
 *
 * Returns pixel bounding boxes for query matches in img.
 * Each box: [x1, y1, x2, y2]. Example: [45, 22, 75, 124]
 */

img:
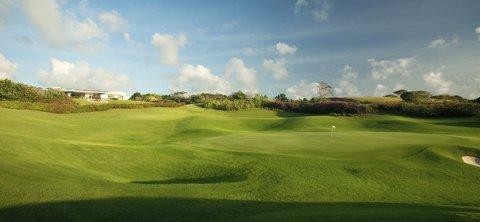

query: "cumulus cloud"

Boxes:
[428, 38, 446, 49]
[263, 58, 288, 80]
[0, 53, 18, 80]
[275, 42, 297, 55]
[294, 0, 331, 22]
[151, 33, 187, 66]
[98, 10, 127, 32]
[427, 35, 459, 48]
[374, 84, 388, 96]
[469, 74, 480, 98]
[20, 0, 107, 52]
[0, 0, 12, 30]
[393, 83, 405, 91]
[287, 80, 319, 99]
[476, 27, 480, 41]
[422, 66, 453, 94]
[174, 64, 231, 94]
[368, 57, 415, 80]
[334, 65, 360, 97]
[38, 58, 131, 90]
[123, 32, 131, 42]
[225, 58, 257, 94]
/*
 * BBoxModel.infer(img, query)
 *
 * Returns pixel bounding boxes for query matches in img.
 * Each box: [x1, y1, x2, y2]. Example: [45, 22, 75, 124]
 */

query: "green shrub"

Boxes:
[0, 79, 41, 102]
[201, 99, 256, 111]
[229, 91, 247, 100]
[0, 79, 71, 103]
[400, 91, 431, 103]
[430, 94, 468, 103]
[41, 89, 71, 103]
[264, 101, 373, 115]
[0, 99, 184, 114]
[373, 102, 480, 117]
[275, 93, 289, 102]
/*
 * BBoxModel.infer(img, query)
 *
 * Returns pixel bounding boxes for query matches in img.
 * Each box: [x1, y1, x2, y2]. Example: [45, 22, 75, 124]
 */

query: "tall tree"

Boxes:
[275, 93, 289, 102]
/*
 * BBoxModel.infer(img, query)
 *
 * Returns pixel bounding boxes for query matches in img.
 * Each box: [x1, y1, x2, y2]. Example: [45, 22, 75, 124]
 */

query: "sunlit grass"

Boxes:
[0, 106, 479, 221]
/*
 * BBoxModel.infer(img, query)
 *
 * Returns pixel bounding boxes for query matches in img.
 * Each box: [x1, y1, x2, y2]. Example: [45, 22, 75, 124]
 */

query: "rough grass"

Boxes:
[351, 96, 402, 103]
[71, 98, 148, 105]
[0, 105, 479, 221]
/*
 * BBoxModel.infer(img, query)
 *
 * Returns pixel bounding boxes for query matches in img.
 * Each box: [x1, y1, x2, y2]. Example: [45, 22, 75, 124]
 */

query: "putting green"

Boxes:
[0, 105, 479, 221]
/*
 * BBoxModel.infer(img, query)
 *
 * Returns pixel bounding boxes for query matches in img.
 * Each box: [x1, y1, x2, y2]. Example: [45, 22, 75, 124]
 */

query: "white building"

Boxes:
[61, 89, 127, 100]
[107, 91, 127, 100]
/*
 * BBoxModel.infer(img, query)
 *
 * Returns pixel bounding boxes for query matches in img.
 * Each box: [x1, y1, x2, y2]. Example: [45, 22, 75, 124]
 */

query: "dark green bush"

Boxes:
[229, 91, 248, 100]
[0, 79, 41, 102]
[0, 79, 71, 103]
[373, 102, 480, 117]
[264, 101, 373, 115]
[430, 94, 468, 103]
[275, 93, 289, 102]
[202, 99, 255, 111]
[475, 97, 480, 103]
[400, 90, 431, 103]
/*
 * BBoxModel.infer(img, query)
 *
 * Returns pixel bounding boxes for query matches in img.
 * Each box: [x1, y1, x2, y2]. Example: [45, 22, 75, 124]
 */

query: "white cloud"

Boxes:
[334, 65, 360, 97]
[422, 66, 453, 94]
[20, 0, 107, 52]
[151, 33, 187, 66]
[0, 53, 18, 80]
[263, 58, 288, 80]
[368, 57, 415, 80]
[374, 84, 388, 96]
[0, 0, 12, 30]
[469, 74, 480, 98]
[98, 10, 127, 32]
[225, 58, 257, 94]
[294, 0, 308, 13]
[427, 35, 459, 48]
[476, 27, 480, 41]
[294, 0, 331, 22]
[427, 38, 446, 49]
[275, 42, 297, 55]
[393, 83, 405, 91]
[175, 64, 231, 94]
[242, 47, 254, 55]
[123, 32, 131, 43]
[38, 58, 131, 91]
[287, 80, 319, 99]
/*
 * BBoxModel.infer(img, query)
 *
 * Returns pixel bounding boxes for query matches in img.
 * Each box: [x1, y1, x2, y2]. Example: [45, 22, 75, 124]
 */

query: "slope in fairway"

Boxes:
[0, 106, 480, 221]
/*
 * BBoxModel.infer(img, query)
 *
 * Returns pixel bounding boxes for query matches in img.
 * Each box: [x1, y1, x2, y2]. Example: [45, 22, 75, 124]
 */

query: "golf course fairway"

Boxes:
[0, 105, 479, 221]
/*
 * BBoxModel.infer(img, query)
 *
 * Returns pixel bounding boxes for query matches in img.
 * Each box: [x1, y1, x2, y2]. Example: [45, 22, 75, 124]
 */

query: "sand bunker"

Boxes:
[462, 156, 480, 167]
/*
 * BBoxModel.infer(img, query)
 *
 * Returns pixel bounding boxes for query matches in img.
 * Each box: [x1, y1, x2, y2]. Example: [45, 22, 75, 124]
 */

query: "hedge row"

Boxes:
[263, 101, 480, 117]
[201, 99, 262, 111]
[264, 101, 372, 115]
[0, 100, 184, 114]
[373, 102, 480, 117]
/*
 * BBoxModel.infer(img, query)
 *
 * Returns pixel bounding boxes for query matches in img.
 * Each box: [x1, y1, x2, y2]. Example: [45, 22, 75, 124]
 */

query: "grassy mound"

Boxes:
[0, 106, 479, 221]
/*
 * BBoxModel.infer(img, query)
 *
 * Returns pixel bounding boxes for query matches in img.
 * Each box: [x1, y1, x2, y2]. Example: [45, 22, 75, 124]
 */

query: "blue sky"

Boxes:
[0, 0, 479, 98]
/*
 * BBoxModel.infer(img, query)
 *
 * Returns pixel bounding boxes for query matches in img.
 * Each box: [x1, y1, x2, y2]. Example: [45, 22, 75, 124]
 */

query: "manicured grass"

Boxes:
[0, 105, 479, 221]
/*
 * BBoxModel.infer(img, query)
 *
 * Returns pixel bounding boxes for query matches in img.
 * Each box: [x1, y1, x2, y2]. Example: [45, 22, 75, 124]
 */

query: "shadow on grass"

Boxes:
[431, 120, 480, 128]
[274, 110, 314, 118]
[130, 175, 246, 184]
[1, 197, 479, 222]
